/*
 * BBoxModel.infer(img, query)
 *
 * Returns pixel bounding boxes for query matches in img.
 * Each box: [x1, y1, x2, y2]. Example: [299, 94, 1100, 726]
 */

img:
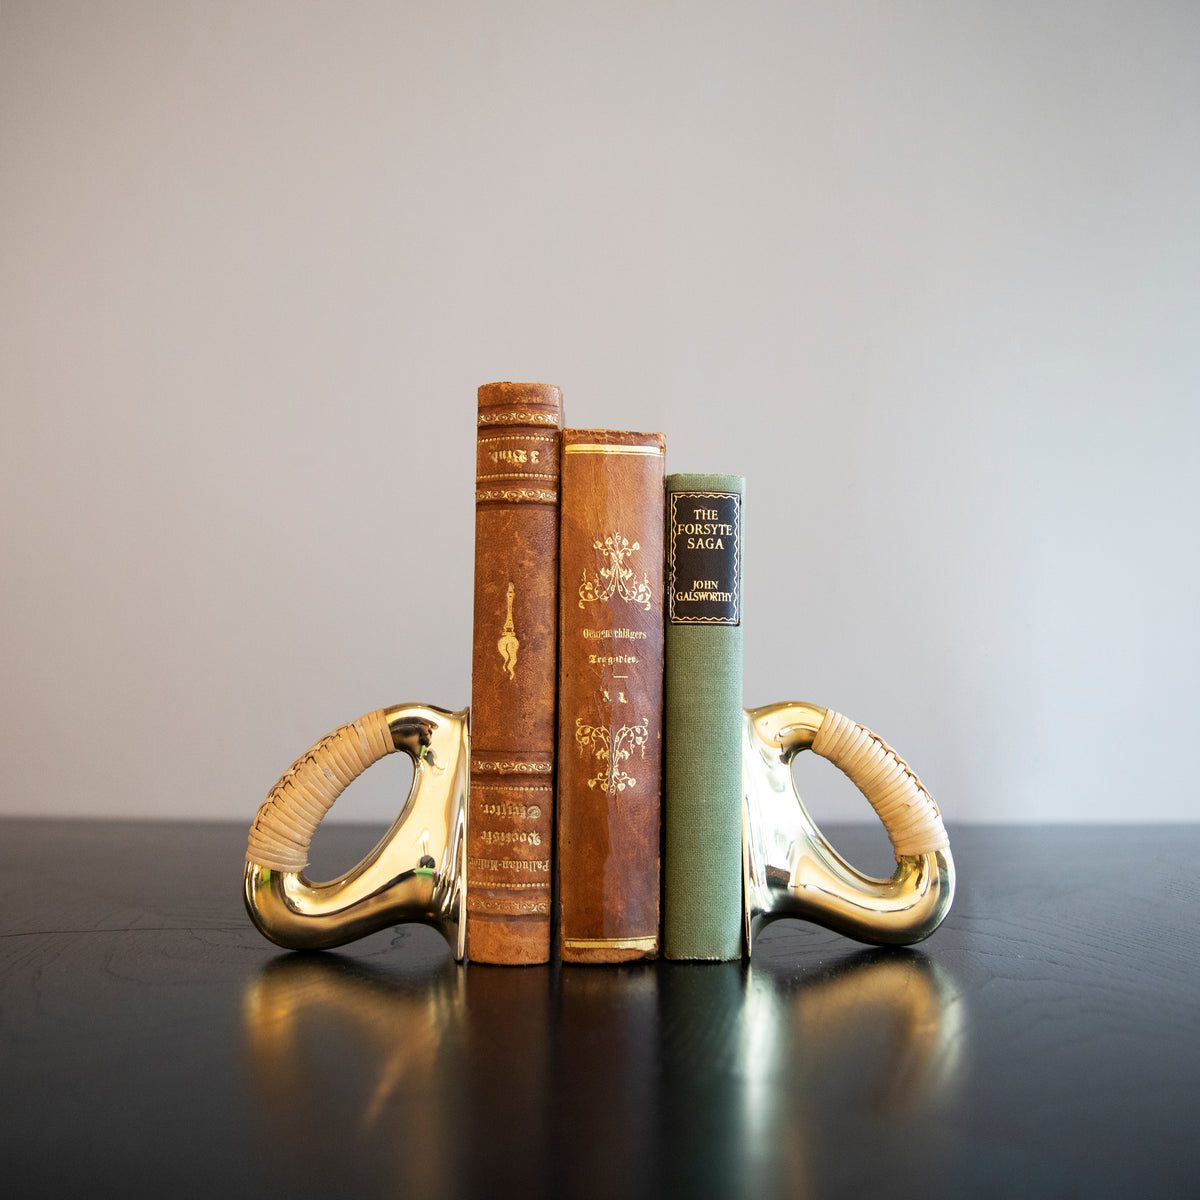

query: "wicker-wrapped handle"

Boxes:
[243, 704, 468, 956]
[811, 709, 949, 860]
[245, 709, 396, 873]
[744, 701, 954, 948]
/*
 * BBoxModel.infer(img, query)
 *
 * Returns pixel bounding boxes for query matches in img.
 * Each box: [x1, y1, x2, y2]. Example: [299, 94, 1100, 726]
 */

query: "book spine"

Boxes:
[556, 429, 666, 963]
[468, 382, 563, 965]
[662, 473, 745, 960]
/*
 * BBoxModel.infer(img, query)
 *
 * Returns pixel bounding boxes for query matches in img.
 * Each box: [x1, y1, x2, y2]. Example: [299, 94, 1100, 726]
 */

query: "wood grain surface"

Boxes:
[1, 820, 1197, 1198]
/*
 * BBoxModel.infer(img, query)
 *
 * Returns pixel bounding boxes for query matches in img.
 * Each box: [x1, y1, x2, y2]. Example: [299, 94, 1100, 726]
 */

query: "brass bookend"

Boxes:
[742, 702, 955, 953]
[244, 704, 469, 959]
[243, 701, 954, 958]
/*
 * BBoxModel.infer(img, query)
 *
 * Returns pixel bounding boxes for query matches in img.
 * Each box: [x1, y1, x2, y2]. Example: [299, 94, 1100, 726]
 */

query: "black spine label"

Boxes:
[667, 490, 741, 625]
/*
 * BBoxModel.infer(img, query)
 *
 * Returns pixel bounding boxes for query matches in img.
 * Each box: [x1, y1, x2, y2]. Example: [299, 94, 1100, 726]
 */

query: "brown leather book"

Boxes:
[556, 429, 666, 962]
[467, 382, 563, 964]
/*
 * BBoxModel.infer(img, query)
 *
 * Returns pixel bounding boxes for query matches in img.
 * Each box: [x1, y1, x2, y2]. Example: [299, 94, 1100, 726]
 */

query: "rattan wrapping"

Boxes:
[245, 709, 395, 872]
[812, 710, 949, 859]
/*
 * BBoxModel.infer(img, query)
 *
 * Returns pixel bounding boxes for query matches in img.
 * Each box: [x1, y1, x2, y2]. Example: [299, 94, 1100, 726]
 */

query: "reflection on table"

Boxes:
[242, 943, 965, 1196]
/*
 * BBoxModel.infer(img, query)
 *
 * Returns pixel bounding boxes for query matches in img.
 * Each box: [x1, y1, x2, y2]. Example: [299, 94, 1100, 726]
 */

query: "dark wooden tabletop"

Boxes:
[1, 819, 1196, 1198]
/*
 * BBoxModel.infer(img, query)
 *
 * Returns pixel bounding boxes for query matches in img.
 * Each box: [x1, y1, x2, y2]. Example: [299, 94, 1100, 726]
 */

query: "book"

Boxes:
[467, 381, 563, 965]
[662, 473, 745, 960]
[556, 429, 666, 963]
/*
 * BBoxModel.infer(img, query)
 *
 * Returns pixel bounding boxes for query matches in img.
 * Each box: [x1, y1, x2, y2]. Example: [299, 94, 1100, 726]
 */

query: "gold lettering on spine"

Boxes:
[477, 435, 556, 474]
[466, 856, 551, 873]
[476, 800, 546, 820]
[479, 829, 543, 846]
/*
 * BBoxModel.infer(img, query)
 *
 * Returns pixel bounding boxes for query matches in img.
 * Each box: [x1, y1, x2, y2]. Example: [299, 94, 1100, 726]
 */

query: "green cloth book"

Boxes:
[662, 473, 745, 960]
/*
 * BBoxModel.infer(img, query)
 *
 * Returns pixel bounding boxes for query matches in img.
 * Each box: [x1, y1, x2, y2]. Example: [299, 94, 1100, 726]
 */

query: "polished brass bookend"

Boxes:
[742, 702, 954, 954]
[244, 701, 954, 959]
[244, 704, 469, 958]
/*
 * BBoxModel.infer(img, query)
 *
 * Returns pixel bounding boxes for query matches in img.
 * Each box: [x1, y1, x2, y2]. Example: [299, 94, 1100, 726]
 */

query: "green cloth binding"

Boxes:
[662, 472, 744, 960]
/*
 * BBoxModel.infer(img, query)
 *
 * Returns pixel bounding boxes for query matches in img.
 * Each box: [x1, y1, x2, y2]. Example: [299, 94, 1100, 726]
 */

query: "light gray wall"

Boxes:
[3, 1, 1197, 828]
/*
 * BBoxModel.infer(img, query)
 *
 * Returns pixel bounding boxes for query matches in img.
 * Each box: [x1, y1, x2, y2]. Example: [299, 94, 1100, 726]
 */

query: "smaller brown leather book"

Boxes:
[468, 382, 563, 965]
[556, 429, 666, 962]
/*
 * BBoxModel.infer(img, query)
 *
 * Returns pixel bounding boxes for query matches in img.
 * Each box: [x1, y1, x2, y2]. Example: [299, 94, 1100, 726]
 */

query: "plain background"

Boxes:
[3, 1, 1197, 833]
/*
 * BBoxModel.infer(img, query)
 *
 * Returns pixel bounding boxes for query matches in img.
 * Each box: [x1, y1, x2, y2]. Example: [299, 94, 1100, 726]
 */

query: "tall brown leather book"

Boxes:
[467, 381, 563, 965]
[556, 429, 666, 963]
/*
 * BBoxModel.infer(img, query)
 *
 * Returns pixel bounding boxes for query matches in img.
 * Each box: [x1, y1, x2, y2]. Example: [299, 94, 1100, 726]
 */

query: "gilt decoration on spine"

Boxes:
[556, 429, 666, 963]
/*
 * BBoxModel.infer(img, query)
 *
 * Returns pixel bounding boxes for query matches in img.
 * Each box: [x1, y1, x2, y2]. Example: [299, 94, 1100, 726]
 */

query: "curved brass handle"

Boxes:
[243, 704, 469, 958]
[742, 702, 955, 952]
[243, 699, 951, 961]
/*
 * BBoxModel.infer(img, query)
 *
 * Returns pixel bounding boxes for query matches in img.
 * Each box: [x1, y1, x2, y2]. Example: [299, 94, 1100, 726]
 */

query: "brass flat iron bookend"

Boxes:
[243, 704, 469, 959]
[742, 702, 955, 953]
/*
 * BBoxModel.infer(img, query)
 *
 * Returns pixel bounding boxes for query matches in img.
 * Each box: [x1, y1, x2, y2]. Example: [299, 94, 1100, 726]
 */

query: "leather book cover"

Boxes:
[556, 429, 666, 963]
[468, 381, 563, 964]
[662, 473, 745, 960]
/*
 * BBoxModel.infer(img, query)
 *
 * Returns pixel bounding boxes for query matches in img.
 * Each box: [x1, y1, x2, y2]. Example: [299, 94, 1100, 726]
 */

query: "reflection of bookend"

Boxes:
[742, 701, 955, 953]
[244, 703, 469, 959]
